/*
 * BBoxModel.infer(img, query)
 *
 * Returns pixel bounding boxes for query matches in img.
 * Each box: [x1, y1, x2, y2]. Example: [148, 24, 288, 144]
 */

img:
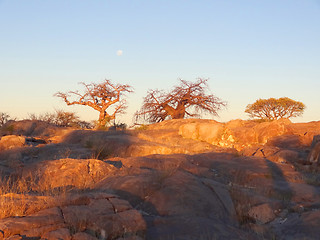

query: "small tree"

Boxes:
[245, 97, 305, 121]
[0, 112, 11, 127]
[55, 79, 133, 128]
[135, 78, 226, 123]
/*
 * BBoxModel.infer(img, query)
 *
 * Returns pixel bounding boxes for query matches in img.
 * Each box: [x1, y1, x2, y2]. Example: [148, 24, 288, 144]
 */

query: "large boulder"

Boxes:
[0, 135, 26, 151]
[248, 203, 276, 224]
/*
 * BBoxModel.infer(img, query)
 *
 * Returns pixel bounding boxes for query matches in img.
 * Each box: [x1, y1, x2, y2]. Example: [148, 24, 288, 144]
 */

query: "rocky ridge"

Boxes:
[0, 119, 320, 239]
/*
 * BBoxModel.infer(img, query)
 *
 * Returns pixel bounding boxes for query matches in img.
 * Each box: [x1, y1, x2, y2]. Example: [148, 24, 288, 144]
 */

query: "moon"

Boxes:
[116, 50, 123, 56]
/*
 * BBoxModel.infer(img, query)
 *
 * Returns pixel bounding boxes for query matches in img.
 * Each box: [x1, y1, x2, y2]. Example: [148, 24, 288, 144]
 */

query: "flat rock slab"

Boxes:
[0, 207, 65, 239]
[0, 193, 146, 240]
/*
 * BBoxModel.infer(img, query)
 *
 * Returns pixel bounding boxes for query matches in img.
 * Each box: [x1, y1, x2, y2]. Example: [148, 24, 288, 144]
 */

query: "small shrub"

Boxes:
[91, 145, 113, 159]
[114, 122, 127, 130]
[85, 140, 113, 159]
[76, 120, 94, 129]
[27, 110, 92, 129]
[135, 124, 149, 131]
[28, 112, 56, 124]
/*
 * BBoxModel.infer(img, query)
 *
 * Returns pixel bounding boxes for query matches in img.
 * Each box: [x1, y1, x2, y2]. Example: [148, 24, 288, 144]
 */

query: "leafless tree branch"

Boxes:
[55, 79, 133, 128]
[135, 78, 227, 123]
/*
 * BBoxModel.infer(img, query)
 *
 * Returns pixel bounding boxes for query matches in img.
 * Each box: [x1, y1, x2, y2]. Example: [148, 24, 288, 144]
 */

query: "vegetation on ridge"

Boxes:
[2, 79, 307, 128]
[245, 97, 305, 121]
[55, 79, 133, 128]
[135, 78, 227, 123]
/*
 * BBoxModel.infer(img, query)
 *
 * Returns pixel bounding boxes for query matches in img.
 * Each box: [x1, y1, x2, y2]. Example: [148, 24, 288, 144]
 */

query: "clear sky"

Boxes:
[1, 0, 319, 125]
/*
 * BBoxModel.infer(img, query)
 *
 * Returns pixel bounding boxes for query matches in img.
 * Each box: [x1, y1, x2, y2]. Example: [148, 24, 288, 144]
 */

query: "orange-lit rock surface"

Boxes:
[0, 119, 320, 239]
[179, 118, 320, 150]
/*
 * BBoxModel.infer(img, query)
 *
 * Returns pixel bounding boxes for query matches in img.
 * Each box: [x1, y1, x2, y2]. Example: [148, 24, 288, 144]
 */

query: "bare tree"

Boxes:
[0, 112, 11, 127]
[55, 79, 133, 127]
[245, 97, 305, 121]
[135, 78, 226, 123]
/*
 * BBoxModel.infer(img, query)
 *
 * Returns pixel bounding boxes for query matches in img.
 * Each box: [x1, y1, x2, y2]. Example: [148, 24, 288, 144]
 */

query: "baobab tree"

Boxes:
[135, 78, 226, 123]
[55, 79, 133, 128]
[245, 97, 305, 121]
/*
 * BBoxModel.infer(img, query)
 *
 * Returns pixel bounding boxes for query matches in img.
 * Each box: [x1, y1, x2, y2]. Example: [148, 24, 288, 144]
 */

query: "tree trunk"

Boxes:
[163, 102, 186, 120]
[98, 111, 112, 128]
[172, 103, 186, 119]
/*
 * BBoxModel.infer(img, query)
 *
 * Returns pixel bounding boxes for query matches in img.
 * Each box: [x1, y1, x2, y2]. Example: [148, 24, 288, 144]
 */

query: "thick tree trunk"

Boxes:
[171, 103, 186, 119]
[164, 103, 186, 119]
[98, 111, 113, 128]
[171, 110, 185, 119]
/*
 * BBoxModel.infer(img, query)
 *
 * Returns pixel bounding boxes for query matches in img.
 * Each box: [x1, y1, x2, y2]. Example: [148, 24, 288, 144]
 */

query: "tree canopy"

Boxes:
[245, 97, 305, 121]
[55, 79, 133, 127]
[135, 78, 226, 123]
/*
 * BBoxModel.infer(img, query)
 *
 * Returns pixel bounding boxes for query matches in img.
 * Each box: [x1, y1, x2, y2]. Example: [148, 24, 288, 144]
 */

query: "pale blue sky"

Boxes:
[1, 0, 319, 124]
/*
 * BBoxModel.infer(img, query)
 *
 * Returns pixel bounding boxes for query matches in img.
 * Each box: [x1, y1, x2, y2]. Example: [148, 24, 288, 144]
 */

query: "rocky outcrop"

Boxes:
[0, 192, 145, 240]
[179, 119, 320, 151]
[1, 119, 320, 239]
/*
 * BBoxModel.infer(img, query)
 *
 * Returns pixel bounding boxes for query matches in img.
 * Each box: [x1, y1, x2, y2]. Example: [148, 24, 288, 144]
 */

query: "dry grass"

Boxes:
[85, 139, 114, 159]
[229, 186, 256, 225]
[0, 193, 28, 218]
[0, 173, 70, 219]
